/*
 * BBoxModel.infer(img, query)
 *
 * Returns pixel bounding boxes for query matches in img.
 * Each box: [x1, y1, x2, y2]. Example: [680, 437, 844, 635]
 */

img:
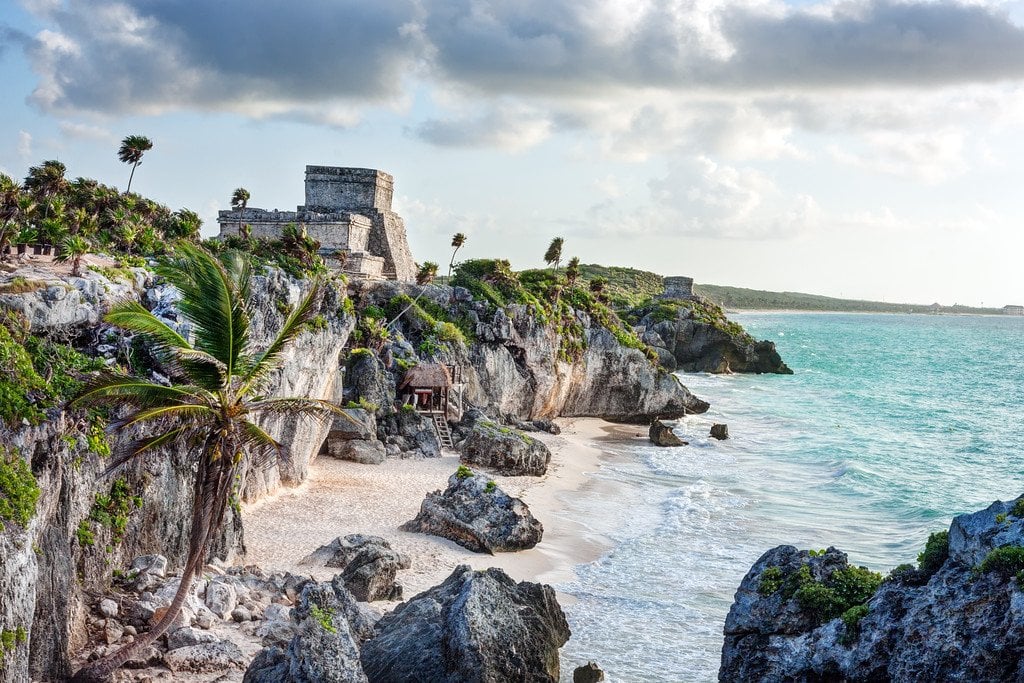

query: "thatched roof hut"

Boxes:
[399, 363, 452, 391]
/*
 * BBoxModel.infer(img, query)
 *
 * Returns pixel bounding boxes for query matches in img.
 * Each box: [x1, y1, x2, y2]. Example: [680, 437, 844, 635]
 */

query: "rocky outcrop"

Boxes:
[244, 576, 372, 683]
[649, 419, 686, 447]
[0, 268, 147, 331]
[710, 423, 729, 440]
[461, 418, 552, 475]
[720, 496, 1024, 682]
[360, 565, 570, 683]
[401, 471, 543, 553]
[298, 535, 410, 602]
[375, 409, 441, 458]
[355, 281, 709, 423]
[323, 440, 386, 465]
[632, 299, 792, 375]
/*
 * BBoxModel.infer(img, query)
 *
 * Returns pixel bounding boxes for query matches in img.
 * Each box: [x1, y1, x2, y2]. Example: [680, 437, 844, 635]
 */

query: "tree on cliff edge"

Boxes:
[231, 187, 250, 239]
[69, 243, 343, 683]
[117, 135, 153, 194]
[544, 237, 564, 272]
[448, 232, 467, 279]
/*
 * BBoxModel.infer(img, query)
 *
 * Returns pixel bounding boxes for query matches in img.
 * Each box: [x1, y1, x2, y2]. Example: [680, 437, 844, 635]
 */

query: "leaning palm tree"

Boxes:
[416, 261, 439, 286]
[231, 187, 250, 238]
[24, 160, 68, 218]
[565, 256, 580, 287]
[117, 135, 153, 194]
[447, 232, 467, 280]
[544, 237, 564, 272]
[69, 242, 342, 682]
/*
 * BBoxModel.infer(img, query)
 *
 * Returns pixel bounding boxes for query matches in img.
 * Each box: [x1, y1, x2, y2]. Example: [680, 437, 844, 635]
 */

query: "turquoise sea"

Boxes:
[558, 313, 1024, 682]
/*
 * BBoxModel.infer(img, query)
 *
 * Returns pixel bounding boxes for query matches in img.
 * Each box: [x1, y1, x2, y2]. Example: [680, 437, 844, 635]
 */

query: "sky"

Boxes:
[2, 0, 1024, 306]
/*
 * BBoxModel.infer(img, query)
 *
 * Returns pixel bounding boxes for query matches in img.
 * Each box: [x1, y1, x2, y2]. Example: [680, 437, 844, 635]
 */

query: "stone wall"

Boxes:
[303, 166, 393, 212]
[659, 276, 695, 300]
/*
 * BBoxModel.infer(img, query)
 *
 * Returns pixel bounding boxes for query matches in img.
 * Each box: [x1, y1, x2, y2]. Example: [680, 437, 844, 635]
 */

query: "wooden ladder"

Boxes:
[431, 413, 455, 449]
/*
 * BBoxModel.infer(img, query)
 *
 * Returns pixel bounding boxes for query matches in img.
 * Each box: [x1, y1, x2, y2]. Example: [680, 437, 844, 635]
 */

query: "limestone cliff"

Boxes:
[0, 267, 352, 682]
[629, 298, 792, 374]
[720, 497, 1024, 682]
[355, 281, 709, 423]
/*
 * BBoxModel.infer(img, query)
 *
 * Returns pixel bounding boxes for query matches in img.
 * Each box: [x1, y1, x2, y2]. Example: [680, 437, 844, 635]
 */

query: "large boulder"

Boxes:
[461, 419, 551, 476]
[326, 409, 376, 441]
[298, 535, 411, 602]
[649, 420, 686, 447]
[323, 439, 386, 465]
[719, 495, 1024, 682]
[244, 577, 373, 683]
[360, 565, 570, 683]
[401, 471, 543, 553]
[376, 409, 442, 458]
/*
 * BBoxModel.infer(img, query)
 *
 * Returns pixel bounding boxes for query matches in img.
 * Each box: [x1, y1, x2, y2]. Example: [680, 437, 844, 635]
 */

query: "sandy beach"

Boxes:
[242, 417, 640, 598]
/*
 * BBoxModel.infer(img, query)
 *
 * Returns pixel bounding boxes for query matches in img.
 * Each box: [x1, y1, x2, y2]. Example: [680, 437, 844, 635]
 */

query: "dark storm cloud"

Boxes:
[21, 0, 1024, 123]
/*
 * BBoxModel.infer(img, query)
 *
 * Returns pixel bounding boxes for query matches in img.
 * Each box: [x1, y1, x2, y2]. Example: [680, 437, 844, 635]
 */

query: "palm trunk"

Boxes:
[447, 245, 461, 280]
[70, 456, 236, 682]
[126, 162, 138, 194]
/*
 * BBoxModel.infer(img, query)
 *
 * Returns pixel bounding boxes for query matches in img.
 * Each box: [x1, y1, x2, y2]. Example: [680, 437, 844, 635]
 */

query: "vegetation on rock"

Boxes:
[917, 530, 949, 576]
[0, 446, 40, 532]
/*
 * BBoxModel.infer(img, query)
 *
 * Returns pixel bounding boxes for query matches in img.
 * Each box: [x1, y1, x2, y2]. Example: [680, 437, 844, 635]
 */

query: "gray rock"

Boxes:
[710, 423, 729, 440]
[232, 606, 253, 622]
[299, 534, 410, 602]
[205, 579, 238, 619]
[719, 495, 1024, 682]
[244, 578, 370, 683]
[401, 471, 543, 553]
[461, 419, 551, 476]
[167, 626, 219, 650]
[98, 598, 118, 618]
[163, 640, 247, 674]
[328, 409, 377, 441]
[574, 662, 606, 682]
[324, 439, 386, 465]
[649, 420, 686, 447]
[345, 353, 395, 412]
[361, 565, 570, 683]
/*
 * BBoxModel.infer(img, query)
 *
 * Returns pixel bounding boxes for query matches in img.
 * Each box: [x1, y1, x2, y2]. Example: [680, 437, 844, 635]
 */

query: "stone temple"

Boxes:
[217, 166, 417, 281]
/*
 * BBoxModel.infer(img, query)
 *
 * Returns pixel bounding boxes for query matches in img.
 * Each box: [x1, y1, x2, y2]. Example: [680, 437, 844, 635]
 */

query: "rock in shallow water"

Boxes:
[649, 419, 686, 447]
[401, 471, 543, 553]
[360, 565, 570, 683]
[710, 423, 729, 440]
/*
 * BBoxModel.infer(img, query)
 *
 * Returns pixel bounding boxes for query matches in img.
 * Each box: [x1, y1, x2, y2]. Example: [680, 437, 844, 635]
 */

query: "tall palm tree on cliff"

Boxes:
[24, 159, 68, 218]
[70, 242, 342, 682]
[544, 237, 564, 272]
[448, 232, 467, 280]
[118, 135, 153, 194]
[231, 187, 251, 239]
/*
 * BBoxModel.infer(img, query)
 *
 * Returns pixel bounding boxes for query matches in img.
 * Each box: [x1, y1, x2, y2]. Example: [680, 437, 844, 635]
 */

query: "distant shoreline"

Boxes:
[726, 308, 1018, 317]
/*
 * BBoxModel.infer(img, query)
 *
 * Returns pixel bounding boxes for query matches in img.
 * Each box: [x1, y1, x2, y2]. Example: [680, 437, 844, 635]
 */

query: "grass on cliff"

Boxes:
[0, 446, 40, 532]
[451, 259, 655, 364]
[624, 297, 754, 344]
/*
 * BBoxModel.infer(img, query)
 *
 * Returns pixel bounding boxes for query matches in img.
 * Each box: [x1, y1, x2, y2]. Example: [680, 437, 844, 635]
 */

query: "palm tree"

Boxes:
[24, 160, 68, 218]
[231, 188, 250, 238]
[55, 234, 90, 276]
[69, 242, 343, 682]
[416, 261, 439, 286]
[0, 174, 22, 260]
[448, 232, 467, 280]
[544, 237, 564, 271]
[118, 135, 153, 194]
[566, 257, 580, 287]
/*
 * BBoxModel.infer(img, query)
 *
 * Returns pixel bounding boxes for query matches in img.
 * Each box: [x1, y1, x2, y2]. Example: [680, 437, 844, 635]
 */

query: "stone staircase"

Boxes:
[431, 413, 455, 449]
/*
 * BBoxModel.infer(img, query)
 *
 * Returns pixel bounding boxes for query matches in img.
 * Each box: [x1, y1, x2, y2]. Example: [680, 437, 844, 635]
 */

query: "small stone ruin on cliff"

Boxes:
[217, 166, 417, 282]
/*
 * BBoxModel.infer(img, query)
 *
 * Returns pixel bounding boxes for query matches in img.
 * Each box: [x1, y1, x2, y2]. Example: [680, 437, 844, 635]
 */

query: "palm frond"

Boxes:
[103, 426, 188, 476]
[104, 300, 190, 352]
[247, 396, 343, 423]
[157, 242, 250, 378]
[73, 374, 213, 410]
[238, 280, 324, 397]
[110, 404, 216, 431]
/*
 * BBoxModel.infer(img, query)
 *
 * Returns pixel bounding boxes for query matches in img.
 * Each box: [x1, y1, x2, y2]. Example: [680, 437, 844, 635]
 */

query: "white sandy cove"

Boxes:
[243, 417, 636, 599]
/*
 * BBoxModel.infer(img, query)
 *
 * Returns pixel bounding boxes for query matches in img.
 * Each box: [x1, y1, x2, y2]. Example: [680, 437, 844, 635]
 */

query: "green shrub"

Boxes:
[0, 448, 40, 531]
[344, 398, 379, 413]
[484, 480, 497, 493]
[784, 561, 883, 626]
[1012, 499, 1024, 518]
[758, 566, 783, 595]
[917, 531, 949, 575]
[979, 546, 1024, 577]
[362, 305, 386, 320]
[840, 604, 870, 643]
[455, 465, 473, 480]
[309, 604, 336, 634]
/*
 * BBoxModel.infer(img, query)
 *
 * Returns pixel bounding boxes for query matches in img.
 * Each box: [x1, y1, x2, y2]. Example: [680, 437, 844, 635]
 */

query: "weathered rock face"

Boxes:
[298, 535, 410, 602]
[634, 303, 792, 375]
[360, 565, 570, 683]
[720, 496, 1024, 682]
[461, 419, 552, 475]
[244, 577, 372, 683]
[356, 281, 709, 423]
[649, 419, 686, 447]
[0, 268, 147, 332]
[401, 472, 543, 554]
[0, 267, 353, 682]
[375, 409, 441, 458]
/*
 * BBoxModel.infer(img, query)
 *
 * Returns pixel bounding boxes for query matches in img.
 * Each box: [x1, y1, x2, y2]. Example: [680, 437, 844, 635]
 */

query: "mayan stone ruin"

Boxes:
[217, 166, 417, 281]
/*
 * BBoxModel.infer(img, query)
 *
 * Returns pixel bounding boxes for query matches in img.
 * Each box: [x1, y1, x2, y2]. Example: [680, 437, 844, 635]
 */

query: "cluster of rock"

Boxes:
[633, 300, 792, 375]
[402, 470, 544, 553]
[77, 549, 571, 683]
[720, 496, 1024, 682]
[299, 534, 410, 602]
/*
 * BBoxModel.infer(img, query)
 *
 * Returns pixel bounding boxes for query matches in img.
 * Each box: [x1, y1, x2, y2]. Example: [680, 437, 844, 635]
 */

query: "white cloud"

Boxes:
[16, 130, 32, 160]
[828, 128, 968, 183]
[58, 120, 114, 142]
